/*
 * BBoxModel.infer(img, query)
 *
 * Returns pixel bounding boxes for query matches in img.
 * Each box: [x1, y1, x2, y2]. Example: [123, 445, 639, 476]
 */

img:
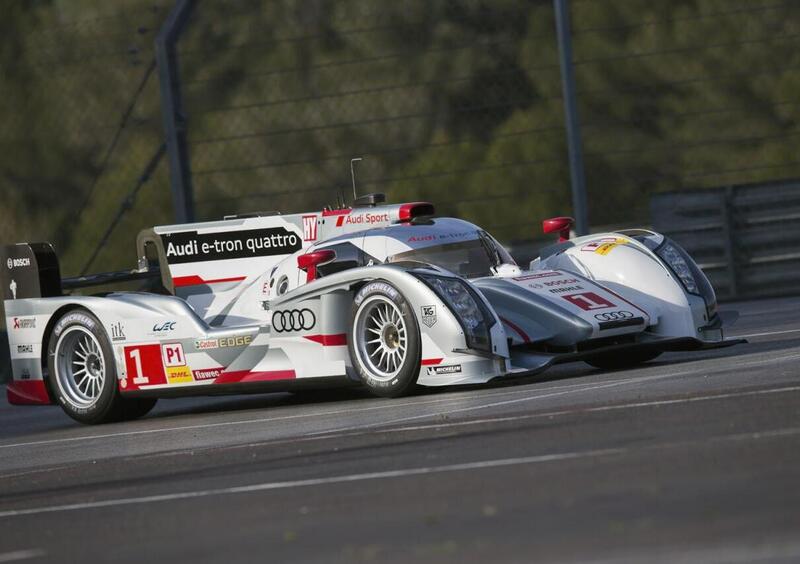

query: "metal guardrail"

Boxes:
[651, 178, 800, 301]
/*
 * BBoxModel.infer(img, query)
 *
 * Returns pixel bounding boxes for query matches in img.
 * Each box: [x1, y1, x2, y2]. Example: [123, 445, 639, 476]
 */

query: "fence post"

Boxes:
[553, 0, 588, 235]
[156, 0, 195, 223]
[721, 185, 739, 299]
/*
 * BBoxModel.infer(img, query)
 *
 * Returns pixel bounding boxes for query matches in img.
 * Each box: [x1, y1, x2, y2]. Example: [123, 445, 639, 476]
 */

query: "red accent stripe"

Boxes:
[214, 369, 296, 384]
[173, 275, 246, 288]
[336, 216, 345, 227]
[322, 208, 352, 217]
[500, 316, 531, 343]
[304, 334, 347, 346]
[421, 358, 443, 366]
[6, 380, 51, 405]
[322, 208, 353, 220]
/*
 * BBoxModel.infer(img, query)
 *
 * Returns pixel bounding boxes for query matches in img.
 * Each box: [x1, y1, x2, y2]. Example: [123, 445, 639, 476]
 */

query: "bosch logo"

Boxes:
[7, 257, 30, 269]
[594, 311, 634, 321]
[272, 309, 316, 332]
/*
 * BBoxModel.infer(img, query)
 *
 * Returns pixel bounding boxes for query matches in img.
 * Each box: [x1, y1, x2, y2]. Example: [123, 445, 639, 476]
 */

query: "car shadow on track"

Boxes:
[143, 336, 798, 421]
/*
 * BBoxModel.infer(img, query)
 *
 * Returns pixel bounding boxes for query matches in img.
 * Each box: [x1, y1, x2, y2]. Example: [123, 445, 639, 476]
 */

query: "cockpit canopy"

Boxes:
[315, 217, 516, 279]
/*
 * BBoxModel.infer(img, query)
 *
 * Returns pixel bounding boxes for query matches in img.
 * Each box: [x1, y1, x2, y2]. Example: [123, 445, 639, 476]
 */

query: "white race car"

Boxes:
[2, 194, 742, 423]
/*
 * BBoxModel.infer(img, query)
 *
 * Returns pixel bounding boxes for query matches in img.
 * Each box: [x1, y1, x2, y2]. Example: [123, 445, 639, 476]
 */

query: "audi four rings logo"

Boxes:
[272, 309, 316, 332]
[594, 311, 634, 321]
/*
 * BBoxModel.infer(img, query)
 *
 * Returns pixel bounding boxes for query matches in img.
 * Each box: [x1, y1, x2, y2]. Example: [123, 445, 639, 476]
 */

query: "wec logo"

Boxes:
[152, 322, 176, 332]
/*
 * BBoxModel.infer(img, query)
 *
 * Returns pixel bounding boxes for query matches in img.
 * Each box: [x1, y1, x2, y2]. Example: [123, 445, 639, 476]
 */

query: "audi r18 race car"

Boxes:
[1, 193, 742, 424]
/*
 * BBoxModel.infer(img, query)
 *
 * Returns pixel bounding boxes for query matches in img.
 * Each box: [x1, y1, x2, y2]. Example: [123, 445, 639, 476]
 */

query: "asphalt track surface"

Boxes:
[0, 297, 799, 563]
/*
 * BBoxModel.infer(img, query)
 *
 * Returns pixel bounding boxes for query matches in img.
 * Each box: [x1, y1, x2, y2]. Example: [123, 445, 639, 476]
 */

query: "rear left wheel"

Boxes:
[47, 309, 156, 424]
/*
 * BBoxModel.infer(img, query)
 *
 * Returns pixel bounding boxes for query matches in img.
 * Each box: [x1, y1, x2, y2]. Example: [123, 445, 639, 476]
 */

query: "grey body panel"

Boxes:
[471, 277, 593, 346]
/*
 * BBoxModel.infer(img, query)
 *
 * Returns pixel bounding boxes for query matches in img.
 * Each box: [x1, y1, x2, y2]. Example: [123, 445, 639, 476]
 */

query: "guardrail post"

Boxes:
[156, 0, 195, 223]
[722, 185, 739, 299]
[554, 0, 588, 235]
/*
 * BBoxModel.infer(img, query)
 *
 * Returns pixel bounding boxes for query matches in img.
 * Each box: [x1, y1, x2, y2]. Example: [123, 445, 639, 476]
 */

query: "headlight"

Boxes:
[656, 242, 698, 293]
[416, 274, 493, 353]
[655, 238, 717, 318]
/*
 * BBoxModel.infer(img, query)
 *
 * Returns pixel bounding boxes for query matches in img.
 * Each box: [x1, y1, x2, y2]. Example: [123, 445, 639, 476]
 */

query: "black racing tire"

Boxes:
[584, 349, 662, 370]
[348, 280, 421, 398]
[119, 397, 158, 420]
[46, 309, 133, 424]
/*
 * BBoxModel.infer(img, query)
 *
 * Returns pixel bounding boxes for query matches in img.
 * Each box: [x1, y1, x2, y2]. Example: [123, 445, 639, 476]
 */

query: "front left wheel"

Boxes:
[47, 309, 156, 424]
[349, 281, 421, 398]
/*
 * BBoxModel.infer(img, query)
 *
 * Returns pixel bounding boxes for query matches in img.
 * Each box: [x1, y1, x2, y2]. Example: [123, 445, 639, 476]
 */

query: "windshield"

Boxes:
[387, 233, 516, 278]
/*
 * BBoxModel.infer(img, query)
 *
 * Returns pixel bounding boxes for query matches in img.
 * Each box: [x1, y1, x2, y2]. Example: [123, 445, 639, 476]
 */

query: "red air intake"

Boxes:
[542, 216, 574, 243]
[398, 202, 435, 222]
[297, 249, 336, 283]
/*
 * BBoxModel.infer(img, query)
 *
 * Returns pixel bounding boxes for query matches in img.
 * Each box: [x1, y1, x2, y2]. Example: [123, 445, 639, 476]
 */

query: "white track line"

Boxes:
[0, 447, 627, 518]
[0, 378, 626, 451]
[4, 371, 795, 481]
[735, 328, 800, 339]
[314, 351, 800, 435]
[0, 550, 45, 563]
[3, 348, 787, 452]
[1, 426, 799, 519]
[358, 384, 800, 437]
[177, 384, 800, 457]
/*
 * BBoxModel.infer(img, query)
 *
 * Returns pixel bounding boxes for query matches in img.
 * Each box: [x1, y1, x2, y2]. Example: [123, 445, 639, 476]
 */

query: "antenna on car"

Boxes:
[350, 157, 363, 202]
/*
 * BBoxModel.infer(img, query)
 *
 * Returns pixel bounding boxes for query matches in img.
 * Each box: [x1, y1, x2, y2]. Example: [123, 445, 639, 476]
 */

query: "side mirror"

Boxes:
[297, 249, 336, 282]
[542, 216, 574, 243]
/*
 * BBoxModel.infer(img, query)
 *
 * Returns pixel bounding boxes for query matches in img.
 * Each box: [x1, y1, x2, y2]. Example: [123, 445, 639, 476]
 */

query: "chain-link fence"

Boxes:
[176, 0, 800, 251]
[4, 0, 799, 274]
[1, 2, 174, 277]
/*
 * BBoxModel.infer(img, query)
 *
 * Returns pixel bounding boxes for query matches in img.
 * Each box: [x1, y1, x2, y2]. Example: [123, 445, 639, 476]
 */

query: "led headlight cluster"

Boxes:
[656, 241, 698, 294]
[655, 238, 717, 318]
[416, 274, 493, 352]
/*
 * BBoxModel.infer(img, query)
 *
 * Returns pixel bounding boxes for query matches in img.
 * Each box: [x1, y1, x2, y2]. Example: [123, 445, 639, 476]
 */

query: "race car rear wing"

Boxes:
[0, 242, 160, 302]
[1, 199, 437, 303]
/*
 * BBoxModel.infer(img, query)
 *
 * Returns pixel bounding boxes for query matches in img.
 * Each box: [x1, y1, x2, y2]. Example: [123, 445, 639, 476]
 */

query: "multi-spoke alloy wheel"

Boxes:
[55, 326, 106, 408]
[47, 309, 157, 424]
[349, 281, 421, 397]
[356, 297, 408, 380]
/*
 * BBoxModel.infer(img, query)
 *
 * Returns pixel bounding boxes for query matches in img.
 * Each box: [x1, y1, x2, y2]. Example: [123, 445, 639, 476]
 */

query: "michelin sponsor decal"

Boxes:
[426, 364, 462, 376]
[161, 226, 302, 264]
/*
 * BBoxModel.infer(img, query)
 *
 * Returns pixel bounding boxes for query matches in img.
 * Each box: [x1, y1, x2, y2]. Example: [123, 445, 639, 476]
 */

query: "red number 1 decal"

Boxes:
[129, 349, 149, 385]
[124, 345, 167, 389]
[562, 292, 615, 311]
